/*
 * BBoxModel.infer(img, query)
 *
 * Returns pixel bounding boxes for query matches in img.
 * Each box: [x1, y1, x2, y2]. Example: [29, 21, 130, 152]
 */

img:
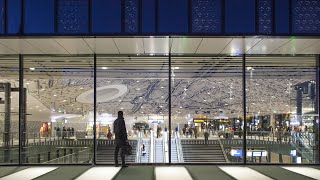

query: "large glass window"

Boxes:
[22, 56, 94, 164]
[0, 56, 19, 164]
[171, 56, 243, 163]
[246, 56, 318, 164]
[96, 55, 169, 164]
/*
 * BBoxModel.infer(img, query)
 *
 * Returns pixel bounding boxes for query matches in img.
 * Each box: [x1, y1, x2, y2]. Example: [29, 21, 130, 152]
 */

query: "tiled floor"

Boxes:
[0, 165, 320, 180]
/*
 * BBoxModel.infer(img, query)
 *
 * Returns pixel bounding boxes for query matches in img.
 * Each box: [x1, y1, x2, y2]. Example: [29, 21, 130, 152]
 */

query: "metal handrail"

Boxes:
[136, 131, 142, 163]
[176, 132, 184, 163]
[162, 132, 166, 163]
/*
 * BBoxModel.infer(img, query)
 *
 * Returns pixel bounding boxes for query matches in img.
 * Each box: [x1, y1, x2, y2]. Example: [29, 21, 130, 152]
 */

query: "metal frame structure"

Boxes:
[0, 52, 319, 166]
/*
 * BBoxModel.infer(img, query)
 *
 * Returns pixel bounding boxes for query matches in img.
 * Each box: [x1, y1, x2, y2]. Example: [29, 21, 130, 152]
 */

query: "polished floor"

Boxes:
[0, 165, 320, 180]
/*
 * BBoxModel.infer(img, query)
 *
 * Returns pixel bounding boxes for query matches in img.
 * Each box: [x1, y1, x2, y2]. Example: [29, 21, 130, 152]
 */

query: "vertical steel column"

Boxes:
[3, 83, 11, 163]
[18, 54, 23, 164]
[242, 54, 247, 164]
[93, 54, 97, 165]
[316, 54, 320, 163]
[168, 42, 172, 164]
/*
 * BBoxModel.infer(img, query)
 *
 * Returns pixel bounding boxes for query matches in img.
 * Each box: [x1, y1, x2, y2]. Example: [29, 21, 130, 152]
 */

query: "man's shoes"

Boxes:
[121, 164, 128, 168]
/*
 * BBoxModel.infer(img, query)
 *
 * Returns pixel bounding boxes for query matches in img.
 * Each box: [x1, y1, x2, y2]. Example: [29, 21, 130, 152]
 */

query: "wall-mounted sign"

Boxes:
[230, 149, 242, 157]
[290, 150, 296, 157]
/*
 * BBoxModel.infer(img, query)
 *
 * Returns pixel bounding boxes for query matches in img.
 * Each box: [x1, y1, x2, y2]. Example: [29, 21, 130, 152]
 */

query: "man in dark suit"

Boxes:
[113, 111, 128, 167]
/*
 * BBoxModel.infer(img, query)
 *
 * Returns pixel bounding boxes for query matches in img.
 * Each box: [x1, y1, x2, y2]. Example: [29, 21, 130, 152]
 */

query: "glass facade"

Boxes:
[0, 50, 319, 165]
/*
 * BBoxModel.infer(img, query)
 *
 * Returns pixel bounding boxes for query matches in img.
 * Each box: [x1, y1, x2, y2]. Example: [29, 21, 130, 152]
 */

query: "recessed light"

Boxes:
[80, 87, 83, 90]
[41, 88, 45, 91]
[141, 106, 143, 109]
[207, 92, 210, 95]
[174, 67, 180, 69]
[218, 81, 221, 83]
[107, 81, 111, 83]
[225, 103, 228, 105]
[136, 88, 141, 91]
[26, 82, 30, 85]
[120, 107, 124, 110]
[101, 67, 108, 70]
[179, 106, 183, 108]
[160, 105, 163, 108]
[63, 100, 67, 102]
[29, 68, 35, 71]
[53, 94, 57, 97]
[136, 80, 140, 82]
[203, 99, 206, 102]
[58, 110, 62, 113]
[230, 98, 233, 99]
[139, 96, 143, 99]
[161, 87, 164, 89]
[150, 54, 155, 56]
[161, 96, 164, 98]
[119, 100, 122, 102]
[77, 108, 80, 110]
[141, 112, 144, 114]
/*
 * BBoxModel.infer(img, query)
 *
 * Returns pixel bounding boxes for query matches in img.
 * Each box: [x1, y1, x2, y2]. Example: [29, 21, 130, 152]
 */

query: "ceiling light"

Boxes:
[139, 96, 143, 99]
[101, 67, 108, 70]
[230, 97, 233, 99]
[136, 88, 141, 91]
[285, 105, 289, 106]
[160, 112, 162, 114]
[41, 88, 45, 91]
[36, 106, 39, 108]
[207, 92, 210, 95]
[150, 54, 155, 56]
[63, 100, 67, 102]
[39, 110, 42, 112]
[58, 110, 62, 113]
[120, 107, 124, 110]
[161, 96, 164, 98]
[80, 87, 83, 90]
[160, 105, 163, 108]
[107, 81, 111, 83]
[29, 68, 35, 71]
[179, 106, 183, 108]
[161, 86, 164, 89]
[203, 99, 206, 102]
[218, 81, 221, 83]
[141, 112, 144, 114]
[26, 82, 30, 85]
[225, 103, 228, 105]
[11, 108, 14, 110]
[174, 67, 179, 69]
[255, 83, 259, 86]
[141, 106, 143, 109]
[77, 108, 80, 110]
[119, 100, 122, 102]
[136, 80, 140, 82]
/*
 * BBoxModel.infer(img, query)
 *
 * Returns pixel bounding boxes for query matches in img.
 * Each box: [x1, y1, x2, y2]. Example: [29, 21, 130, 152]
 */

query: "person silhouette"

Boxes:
[113, 111, 128, 167]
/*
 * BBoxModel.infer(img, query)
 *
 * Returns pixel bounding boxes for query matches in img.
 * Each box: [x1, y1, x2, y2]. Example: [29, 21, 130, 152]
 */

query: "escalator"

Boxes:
[140, 139, 150, 163]
[171, 139, 179, 163]
[154, 139, 164, 163]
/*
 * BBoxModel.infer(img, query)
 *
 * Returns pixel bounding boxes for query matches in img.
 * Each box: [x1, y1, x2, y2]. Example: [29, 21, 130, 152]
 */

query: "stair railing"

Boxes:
[217, 138, 229, 163]
[136, 131, 142, 163]
[175, 131, 184, 162]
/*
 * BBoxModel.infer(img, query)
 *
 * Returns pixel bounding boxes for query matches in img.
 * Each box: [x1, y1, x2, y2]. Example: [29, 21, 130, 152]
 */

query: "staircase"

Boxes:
[154, 139, 164, 163]
[140, 139, 150, 163]
[181, 140, 226, 163]
[96, 140, 137, 163]
[171, 139, 179, 163]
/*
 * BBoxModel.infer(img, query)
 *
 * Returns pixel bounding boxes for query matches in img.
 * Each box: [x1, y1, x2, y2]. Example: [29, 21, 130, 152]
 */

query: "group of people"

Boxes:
[56, 126, 75, 138]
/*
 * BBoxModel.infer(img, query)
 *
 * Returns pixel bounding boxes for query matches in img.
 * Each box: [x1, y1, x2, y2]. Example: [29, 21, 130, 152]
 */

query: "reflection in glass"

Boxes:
[171, 56, 243, 163]
[0, 56, 19, 164]
[246, 56, 318, 164]
[22, 56, 93, 164]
